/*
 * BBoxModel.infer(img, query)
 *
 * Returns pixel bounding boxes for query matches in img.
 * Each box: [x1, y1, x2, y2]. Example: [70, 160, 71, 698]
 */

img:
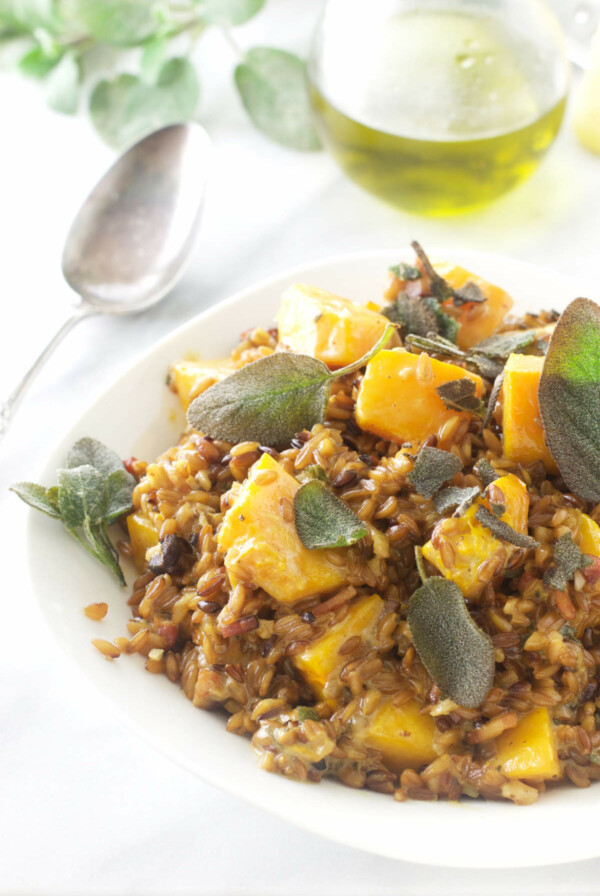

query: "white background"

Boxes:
[2, 1, 600, 893]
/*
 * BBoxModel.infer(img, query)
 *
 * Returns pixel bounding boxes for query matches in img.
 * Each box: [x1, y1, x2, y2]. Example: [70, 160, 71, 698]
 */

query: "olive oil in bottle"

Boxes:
[308, 2, 569, 215]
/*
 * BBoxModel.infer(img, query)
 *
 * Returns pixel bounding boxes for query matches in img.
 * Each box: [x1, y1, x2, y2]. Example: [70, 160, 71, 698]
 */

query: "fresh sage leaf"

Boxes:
[234, 47, 320, 151]
[293, 480, 367, 550]
[408, 577, 495, 708]
[543, 532, 592, 591]
[67, 0, 158, 46]
[188, 325, 395, 447]
[18, 41, 61, 77]
[408, 446, 462, 499]
[105, 468, 137, 522]
[433, 485, 481, 516]
[473, 457, 498, 487]
[389, 262, 421, 281]
[9, 481, 61, 518]
[140, 33, 169, 83]
[45, 49, 79, 114]
[0, 0, 59, 30]
[436, 378, 485, 418]
[90, 57, 199, 149]
[66, 436, 129, 477]
[297, 705, 320, 722]
[58, 465, 107, 530]
[538, 298, 600, 502]
[475, 505, 539, 549]
[196, 0, 266, 26]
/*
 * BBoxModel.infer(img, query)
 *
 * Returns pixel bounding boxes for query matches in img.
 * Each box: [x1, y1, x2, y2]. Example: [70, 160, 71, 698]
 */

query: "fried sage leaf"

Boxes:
[293, 480, 367, 549]
[473, 457, 498, 487]
[382, 293, 438, 336]
[482, 370, 504, 431]
[411, 240, 455, 303]
[475, 506, 539, 549]
[473, 329, 537, 359]
[453, 281, 486, 306]
[433, 485, 481, 516]
[538, 297, 600, 501]
[543, 532, 592, 591]
[188, 326, 395, 447]
[436, 378, 485, 418]
[408, 446, 462, 499]
[408, 577, 495, 708]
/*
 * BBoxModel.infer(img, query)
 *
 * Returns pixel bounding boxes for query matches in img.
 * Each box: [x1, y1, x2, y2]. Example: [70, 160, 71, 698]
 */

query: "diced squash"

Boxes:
[422, 473, 529, 599]
[494, 708, 561, 781]
[277, 283, 396, 369]
[126, 513, 159, 570]
[355, 348, 483, 449]
[435, 262, 514, 349]
[353, 699, 437, 771]
[578, 512, 600, 558]
[217, 454, 347, 604]
[502, 354, 557, 473]
[171, 358, 234, 411]
[293, 594, 384, 700]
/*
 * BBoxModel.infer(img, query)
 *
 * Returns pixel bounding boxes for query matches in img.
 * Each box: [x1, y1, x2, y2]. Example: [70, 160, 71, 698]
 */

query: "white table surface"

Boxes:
[3, 3, 600, 893]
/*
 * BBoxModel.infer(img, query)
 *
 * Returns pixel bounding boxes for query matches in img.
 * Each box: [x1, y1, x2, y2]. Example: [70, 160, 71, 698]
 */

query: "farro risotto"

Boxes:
[18, 244, 600, 808]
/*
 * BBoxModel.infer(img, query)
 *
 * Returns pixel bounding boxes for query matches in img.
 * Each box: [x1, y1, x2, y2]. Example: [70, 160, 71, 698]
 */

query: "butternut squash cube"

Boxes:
[355, 349, 483, 449]
[217, 454, 347, 604]
[502, 353, 557, 473]
[126, 512, 159, 570]
[353, 699, 437, 771]
[171, 358, 234, 411]
[577, 512, 600, 558]
[435, 262, 514, 349]
[293, 594, 384, 701]
[277, 283, 394, 369]
[422, 473, 529, 599]
[494, 708, 561, 781]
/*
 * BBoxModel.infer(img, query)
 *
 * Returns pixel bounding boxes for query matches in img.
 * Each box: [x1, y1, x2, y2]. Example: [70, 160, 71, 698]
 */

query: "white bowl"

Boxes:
[26, 249, 598, 869]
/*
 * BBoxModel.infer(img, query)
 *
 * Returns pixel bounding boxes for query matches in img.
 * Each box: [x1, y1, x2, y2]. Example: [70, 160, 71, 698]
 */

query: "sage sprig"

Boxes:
[10, 437, 136, 584]
[187, 325, 396, 447]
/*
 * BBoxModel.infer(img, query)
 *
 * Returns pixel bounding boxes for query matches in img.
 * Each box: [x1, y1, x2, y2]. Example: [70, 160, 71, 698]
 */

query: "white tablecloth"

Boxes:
[3, 3, 600, 892]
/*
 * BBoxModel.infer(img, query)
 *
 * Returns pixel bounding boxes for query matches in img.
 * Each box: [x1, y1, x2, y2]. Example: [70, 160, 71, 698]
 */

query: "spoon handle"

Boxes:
[0, 304, 94, 442]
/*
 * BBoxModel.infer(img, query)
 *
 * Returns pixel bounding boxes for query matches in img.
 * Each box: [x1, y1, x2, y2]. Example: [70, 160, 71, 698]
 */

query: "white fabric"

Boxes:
[2, 2, 600, 892]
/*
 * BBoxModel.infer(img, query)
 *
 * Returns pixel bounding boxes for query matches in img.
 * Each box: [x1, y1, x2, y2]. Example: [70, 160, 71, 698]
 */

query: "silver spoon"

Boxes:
[1, 121, 211, 441]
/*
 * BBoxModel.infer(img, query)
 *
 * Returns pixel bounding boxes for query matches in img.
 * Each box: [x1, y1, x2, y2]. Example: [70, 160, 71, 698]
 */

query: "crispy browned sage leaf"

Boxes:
[436, 378, 486, 418]
[293, 480, 367, 550]
[473, 457, 498, 487]
[408, 446, 462, 499]
[475, 506, 539, 549]
[408, 577, 495, 708]
[187, 325, 395, 447]
[543, 532, 592, 590]
[538, 297, 600, 501]
[433, 485, 481, 516]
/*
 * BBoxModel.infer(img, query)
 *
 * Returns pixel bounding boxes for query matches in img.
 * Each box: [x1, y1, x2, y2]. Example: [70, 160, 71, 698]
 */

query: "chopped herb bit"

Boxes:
[475, 506, 539, 549]
[538, 298, 600, 501]
[560, 623, 582, 644]
[293, 480, 367, 550]
[408, 446, 462, 499]
[10, 437, 135, 584]
[382, 293, 438, 336]
[473, 330, 538, 359]
[470, 353, 504, 381]
[187, 325, 395, 447]
[490, 502, 506, 518]
[453, 281, 486, 306]
[436, 378, 485, 418]
[300, 464, 329, 483]
[433, 485, 481, 516]
[543, 532, 592, 591]
[389, 262, 421, 281]
[482, 370, 504, 431]
[297, 706, 320, 722]
[474, 458, 498, 487]
[408, 577, 495, 709]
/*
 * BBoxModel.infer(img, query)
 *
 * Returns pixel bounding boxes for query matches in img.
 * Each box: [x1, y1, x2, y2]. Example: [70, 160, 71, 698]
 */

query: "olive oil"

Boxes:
[309, 7, 568, 215]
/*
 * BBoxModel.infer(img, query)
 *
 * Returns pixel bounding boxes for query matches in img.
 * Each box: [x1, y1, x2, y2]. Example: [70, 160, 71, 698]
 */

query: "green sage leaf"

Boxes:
[66, 436, 128, 477]
[196, 0, 265, 26]
[475, 505, 539, 549]
[382, 293, 438, 337]
[436, 378, 485, 418]
[67, 0, 158, 46]
[90, 58, 199, 149]
[473, 329, 538, 359]
[293, 480, 367, 550]
[140, 33, 168, 83]
[389, 262, 421, 281]
[538, 297, 600, 502]
[408, 577, 495, 708]
[433, 485, 481, 516]
[0, 0, 59, 30]
[543, 532, 592, 591]
[234, 47, 320, 151]
[18, 41, 61, 76]
[45, 49, 79, 113]
[297, 706, 320, 722]
[408, 446, 462, 499]
[423, 297, 460, 343]
[10, 481, 61, 518]
[58, 465, 107, 529]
